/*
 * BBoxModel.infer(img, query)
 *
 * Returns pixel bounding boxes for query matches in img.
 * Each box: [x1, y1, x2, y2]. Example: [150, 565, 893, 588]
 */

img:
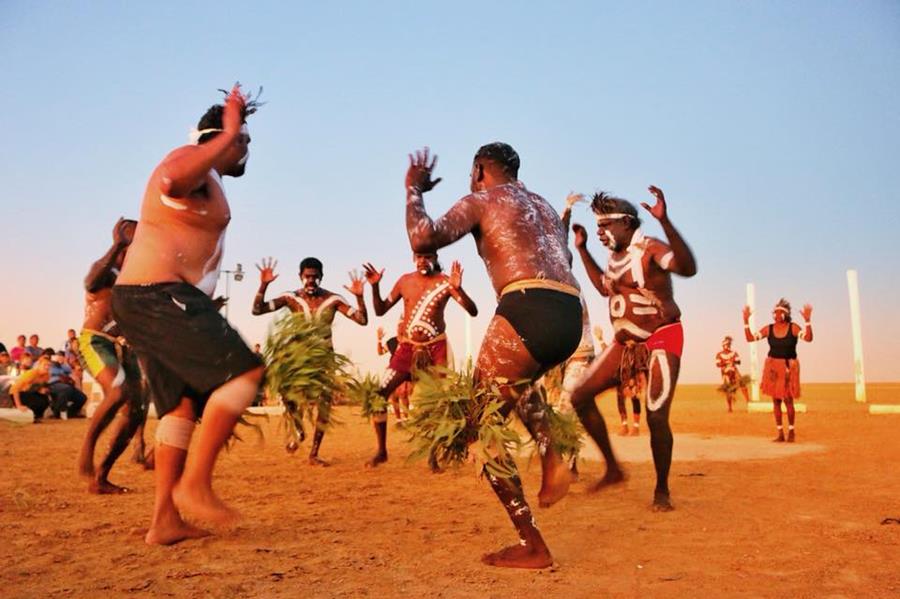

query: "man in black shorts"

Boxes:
[404, 144, 582, 569]
[112, 85, 264, 545]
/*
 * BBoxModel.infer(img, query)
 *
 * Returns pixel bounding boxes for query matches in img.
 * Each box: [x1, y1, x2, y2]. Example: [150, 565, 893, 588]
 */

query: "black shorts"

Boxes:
[496, 288, 583, 370]
[111, 282, 262, 418]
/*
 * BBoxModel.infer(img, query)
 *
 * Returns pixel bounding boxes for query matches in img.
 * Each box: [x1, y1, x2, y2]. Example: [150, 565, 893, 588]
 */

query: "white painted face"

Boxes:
[600, 229, 617, 250]
[414, 254, 436, 275]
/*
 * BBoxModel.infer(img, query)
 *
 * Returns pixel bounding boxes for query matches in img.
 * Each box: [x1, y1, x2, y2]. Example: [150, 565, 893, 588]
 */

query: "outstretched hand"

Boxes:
[449, 261, 464, 289]
[344, 269, 366, 296]
[572, 223, 588, 248]
[640, 185, 668, 222]
[406, 147, 442, 193]
[565, 192, 586, 210]
[742, 305, 752, 323]
[363, 263, 384, 285]
[800, 304, 813, 322]
[212, 296, 228, 311]
[113, 217, 136, 245]
[256, 257, 278, 284]
[376, 326, 384, 340]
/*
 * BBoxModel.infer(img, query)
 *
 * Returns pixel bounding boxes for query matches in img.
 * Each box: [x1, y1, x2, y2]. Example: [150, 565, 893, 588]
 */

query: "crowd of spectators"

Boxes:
[0, 330, 88, 422]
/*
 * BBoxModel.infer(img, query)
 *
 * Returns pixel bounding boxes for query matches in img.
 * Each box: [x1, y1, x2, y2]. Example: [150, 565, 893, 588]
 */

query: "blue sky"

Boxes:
[1, 1, 898, 383]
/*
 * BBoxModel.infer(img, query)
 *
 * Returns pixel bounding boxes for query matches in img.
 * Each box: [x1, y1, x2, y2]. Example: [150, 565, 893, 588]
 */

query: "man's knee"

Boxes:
[206, 367, 264, 415]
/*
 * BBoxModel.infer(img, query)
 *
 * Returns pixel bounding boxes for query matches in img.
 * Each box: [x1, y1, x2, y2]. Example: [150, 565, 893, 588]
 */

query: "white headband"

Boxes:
[189, 123, 250, 145]
[189, 128, 224, 145]
[595, 213, 630, 223]
[774, 306, 790, 313]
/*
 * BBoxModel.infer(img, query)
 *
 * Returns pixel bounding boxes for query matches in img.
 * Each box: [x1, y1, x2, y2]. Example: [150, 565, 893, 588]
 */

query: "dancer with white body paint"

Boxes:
[75, 217, 152, 494]
[716, 335, 750, 412]
[252, 256, 368, 464]
[112, 84, 265, 545]
[743, 300, 813, 442]
[362, 253, 477, 467]
[405, 144, 583, 569]
[376, 325, 412, 423]
[569, 186, 697, 512]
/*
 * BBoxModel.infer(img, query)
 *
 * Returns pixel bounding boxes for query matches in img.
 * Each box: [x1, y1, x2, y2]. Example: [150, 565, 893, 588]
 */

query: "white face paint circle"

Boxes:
[610, 294, 626, 318]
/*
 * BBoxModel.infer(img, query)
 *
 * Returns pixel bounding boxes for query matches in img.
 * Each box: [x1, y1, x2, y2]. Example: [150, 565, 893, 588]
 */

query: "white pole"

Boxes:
[746, 283, 760, 402]
[464, 314, 473, 370]
[847, 269, 866, 403]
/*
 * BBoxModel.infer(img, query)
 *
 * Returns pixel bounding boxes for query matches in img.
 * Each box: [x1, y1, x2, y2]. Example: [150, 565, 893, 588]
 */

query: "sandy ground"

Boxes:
[2, 383, 899, 598]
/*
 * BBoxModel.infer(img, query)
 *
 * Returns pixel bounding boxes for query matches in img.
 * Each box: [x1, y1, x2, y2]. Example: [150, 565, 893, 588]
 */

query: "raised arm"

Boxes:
[364, 263, 401, 317]
[158, 84, 246, 198]
[798, 304, 813, 342]
[84, 218, 135, 292]
[641, 186, 697, 277]
[572, 224, 610, 297]
[405, 147, 481, 252]
[447, 261, 478, 317]
[742, 306, 768, 342]
[560, 193, 585, 243]
[252, 257, 289, 315]
[338, 270, 369, 325]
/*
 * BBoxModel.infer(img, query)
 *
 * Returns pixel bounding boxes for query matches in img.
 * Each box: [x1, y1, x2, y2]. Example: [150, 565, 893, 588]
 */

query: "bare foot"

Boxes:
[77, 448, 95, 479]
[589, 467, 626, 493]
[538, 458, 571, 508]
[569, 462, 580, 483]
[652, 490, 674, 512]
[172, 482, 240, 528]
[307, 456, 330, 467]
[89, 479, 132, 495]
[787, 430, 796, 443]
[365, 453, 388, 468]
[481, 543, 553, 569]
[285, 441, 300, 454]
[619, 424, 629, 436]
[631, 426, 640, 436]
[773, 433, 785, 443]
[145, 519, 211, 546]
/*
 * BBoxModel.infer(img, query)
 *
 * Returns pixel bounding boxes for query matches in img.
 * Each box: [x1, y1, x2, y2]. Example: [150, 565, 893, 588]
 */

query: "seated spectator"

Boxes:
[9, 355, 52, 420]
[0, 351, 12, 376]
[49, 351, 87, 418]
[0, 341, 7, 354]
[25, 334, 43, 360]
[10, 335, 27, 365]
[64, 335, 84, 392]
[19, 353, 34, 372]
[0, 352, 14, 407]
[63, 329, 78, 359]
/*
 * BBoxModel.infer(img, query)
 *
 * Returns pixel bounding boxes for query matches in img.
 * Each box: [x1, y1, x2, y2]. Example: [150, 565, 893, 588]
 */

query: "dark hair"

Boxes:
[196, 85, 264, 144]
[299, 257, 324, 274]
[590, 191, 641, 230]
[42, 348, 55, 357]
[775, 298, 793, 323]
[474, 142, 520, 178]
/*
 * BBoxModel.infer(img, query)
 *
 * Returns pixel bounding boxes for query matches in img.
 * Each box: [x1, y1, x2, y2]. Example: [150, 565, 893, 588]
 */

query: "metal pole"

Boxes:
[225, 274, 231, 319]
[847, 270, 866, 403]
